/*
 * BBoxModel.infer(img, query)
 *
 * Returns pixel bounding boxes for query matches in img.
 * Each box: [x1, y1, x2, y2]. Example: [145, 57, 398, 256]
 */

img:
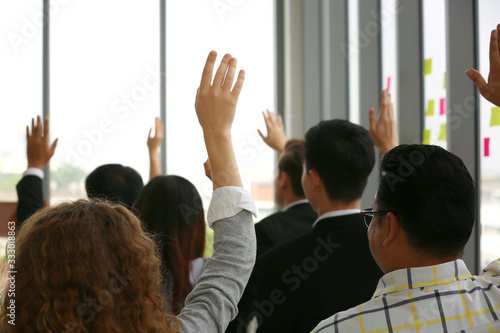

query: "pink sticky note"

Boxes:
[440, 98, 446, 115]
[485, 138, 490, 157]
[387, 76, 391, 92]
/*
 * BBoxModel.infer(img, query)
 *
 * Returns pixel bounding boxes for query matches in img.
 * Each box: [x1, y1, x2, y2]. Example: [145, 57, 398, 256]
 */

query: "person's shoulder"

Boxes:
[312, 296, 383, 332]
[258, 229, 321, 262]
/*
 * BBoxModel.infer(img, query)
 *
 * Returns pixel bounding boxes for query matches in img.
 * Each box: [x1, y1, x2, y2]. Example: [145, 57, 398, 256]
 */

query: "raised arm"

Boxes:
[178, 52, 256, 333]
[194, 51, 245, 189]
[17, 116, 58, 226]
[466, 24, 500, 107]
[147, 116, 164, 181]
[368, 89, 398, 155]
[257, 109, 287, 154]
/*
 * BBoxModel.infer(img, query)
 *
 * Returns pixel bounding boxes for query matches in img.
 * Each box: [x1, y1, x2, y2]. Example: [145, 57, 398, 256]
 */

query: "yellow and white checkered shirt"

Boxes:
[312, 259, 500, 333]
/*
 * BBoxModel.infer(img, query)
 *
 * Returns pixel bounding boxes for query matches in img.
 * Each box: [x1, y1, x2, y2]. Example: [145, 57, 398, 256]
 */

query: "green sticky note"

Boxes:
[438, 124, 447, 141]
[425, 100, 435, 116]
[491, 107, 500, 126]
[423, 129, 431, 145]
[424, 58, 432, 76]
[443, 72, 446, 89]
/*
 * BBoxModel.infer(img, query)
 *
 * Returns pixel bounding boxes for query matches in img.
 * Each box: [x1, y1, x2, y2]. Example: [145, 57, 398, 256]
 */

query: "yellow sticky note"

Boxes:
[438, 124, 447, 141]
[425, 100, 435, 116]
[424, 58, 432, 76]
[423, 129, 431, 145]
[443, 72, 446, 89]
[491, 107, 500, 126]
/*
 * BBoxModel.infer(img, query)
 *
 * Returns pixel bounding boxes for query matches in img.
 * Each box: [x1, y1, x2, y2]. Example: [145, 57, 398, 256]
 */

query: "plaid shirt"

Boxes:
[312, 259, 500, 333]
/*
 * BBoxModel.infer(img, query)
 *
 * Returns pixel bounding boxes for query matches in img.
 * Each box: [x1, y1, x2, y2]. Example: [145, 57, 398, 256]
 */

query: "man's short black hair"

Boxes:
[304, 119, 375, 202]
[278, 139, 306, 197]
[85, 164, 144, 209]
[377, 144, 475, 258]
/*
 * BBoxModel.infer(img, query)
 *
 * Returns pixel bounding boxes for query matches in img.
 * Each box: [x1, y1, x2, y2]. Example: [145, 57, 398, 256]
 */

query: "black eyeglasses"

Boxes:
[361, 208, 390, 227]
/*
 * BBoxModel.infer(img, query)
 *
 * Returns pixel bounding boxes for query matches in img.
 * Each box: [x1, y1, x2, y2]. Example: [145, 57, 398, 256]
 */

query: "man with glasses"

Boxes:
[312, 144, 500, 332]
[312, 24, 500, 333]
[227, 91, 397, 333]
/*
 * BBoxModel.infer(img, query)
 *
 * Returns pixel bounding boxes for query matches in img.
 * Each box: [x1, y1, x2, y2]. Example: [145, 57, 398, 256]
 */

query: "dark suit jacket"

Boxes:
[227, 214, 383, 333]
[16, 175, 44, 228]
[255, 202, 317, 257]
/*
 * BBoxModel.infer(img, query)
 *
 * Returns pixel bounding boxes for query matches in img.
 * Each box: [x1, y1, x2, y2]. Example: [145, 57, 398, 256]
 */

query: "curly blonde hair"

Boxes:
[0, 200, 180, 332]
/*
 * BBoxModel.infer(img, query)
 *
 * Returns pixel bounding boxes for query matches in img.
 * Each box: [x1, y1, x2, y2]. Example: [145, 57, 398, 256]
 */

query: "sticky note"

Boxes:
[423, 129, 431, 145]
[443, 72, 446, 89]
[425, 100, 435, 116]
[387, 76, 391, 92]
[491, 107, 500, 126]
[440, 98, 446, 115]
[485, 138, 490, 157]
[424, 58, 432, 76]
[438, 124, 447, 141]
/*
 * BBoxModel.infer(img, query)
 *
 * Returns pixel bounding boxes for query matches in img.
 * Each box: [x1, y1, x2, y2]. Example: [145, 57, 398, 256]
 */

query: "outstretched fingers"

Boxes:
[213, 53, 232, 88]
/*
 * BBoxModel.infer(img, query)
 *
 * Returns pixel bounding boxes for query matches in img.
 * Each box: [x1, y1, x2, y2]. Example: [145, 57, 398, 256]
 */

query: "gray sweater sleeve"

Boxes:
[178, 209, 257, 332]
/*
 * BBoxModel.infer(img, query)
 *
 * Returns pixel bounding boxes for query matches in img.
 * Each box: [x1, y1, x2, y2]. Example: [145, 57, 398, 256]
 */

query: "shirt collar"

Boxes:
[282, 199, 309, 211]
[311, 209, 361, 228]
[373, 259, 472, 298]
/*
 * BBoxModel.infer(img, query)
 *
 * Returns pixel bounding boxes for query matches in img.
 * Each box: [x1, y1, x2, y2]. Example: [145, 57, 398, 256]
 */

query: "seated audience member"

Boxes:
[85, 164, 143, 208]
[255, 137, 317, 257]
[1, 51, 257, 332]
[313, 22, 500, 333]
[228, 91, 397, 333]
[148, 117, 215, 258]
[16, 116, 57, 226]
[312, 144, 497, 332]
[133, 175, 207, 314]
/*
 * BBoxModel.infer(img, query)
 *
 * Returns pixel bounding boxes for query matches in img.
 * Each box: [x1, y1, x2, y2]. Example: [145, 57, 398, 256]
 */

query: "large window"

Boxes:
[478, 0, 500, 268]
[166, 0, 276, 220]
[50, 0, 160, 202]
[0, 1, 42, 201]
[422, 0, 447, 148]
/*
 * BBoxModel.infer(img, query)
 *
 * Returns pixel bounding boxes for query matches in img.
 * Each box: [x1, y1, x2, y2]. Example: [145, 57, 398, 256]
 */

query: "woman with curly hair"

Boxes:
[133, 175, 207, 314]
[0, 200, 181, 332]
[0, 51, 256, 332]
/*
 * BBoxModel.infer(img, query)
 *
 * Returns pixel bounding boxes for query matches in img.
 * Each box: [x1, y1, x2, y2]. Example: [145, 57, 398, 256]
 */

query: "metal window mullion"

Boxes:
[42, 0, 50, 202]
[160, 0, 167, 175]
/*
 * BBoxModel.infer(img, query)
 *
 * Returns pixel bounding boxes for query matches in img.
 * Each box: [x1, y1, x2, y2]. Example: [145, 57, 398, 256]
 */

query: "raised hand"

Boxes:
[27, 116, 58, 170]
[466, 24, 500, 107]
[147, 117, 165, 153]
[257, 109, 286, 154]
[195, 51, 245, 189]
[147, 117, 165, 180]
[368, 90, 398, 155]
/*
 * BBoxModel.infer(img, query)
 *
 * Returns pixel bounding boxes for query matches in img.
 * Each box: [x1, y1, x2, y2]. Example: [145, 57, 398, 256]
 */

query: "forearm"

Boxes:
[148, 149, 162, 181]
[203, 132, 242, 190]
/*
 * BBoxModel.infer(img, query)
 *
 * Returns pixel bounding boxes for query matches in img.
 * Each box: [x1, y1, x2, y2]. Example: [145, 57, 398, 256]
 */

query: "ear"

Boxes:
[308, 169, 322, 189]
[279, 171, 291, 190]
[382, 212, 402, 247]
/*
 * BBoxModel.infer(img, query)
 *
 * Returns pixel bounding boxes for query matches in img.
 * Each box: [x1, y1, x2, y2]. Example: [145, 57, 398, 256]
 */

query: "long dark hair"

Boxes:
[133, 176, 206, 314]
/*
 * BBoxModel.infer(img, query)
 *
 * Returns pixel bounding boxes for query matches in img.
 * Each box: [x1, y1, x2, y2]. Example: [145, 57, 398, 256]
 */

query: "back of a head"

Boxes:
[0, 200, 179, 332]
[304, 119, 375, 202]
[377, 144, 475, 258]
[85, 164, 144, 208]
[133, 175, 206, 314]
[278, 139, 306, 197]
